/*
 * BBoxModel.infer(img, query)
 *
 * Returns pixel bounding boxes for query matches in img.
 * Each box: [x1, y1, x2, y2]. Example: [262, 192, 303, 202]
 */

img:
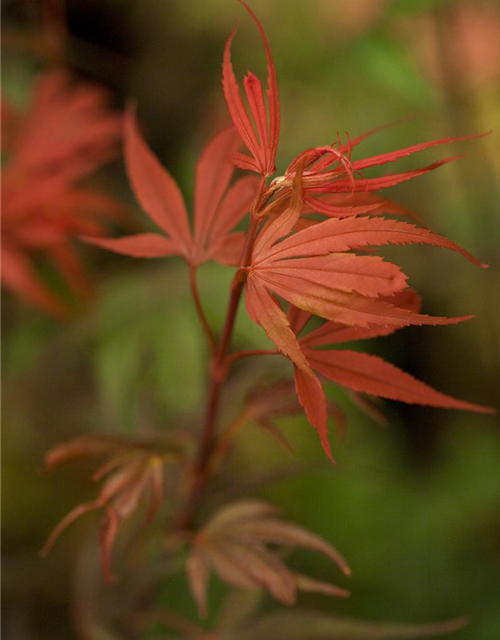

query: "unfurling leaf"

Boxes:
[223, 0, 280, 176]
[41, 433, 188, 583]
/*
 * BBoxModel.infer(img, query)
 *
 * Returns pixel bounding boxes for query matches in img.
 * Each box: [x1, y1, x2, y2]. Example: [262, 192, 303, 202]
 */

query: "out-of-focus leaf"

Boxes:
[222, 609, 467, 640]
[187, 499, 349, 616]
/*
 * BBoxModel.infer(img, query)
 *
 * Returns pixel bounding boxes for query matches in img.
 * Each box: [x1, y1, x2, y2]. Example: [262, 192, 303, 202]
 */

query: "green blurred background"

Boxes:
[2, 0, 500, 638]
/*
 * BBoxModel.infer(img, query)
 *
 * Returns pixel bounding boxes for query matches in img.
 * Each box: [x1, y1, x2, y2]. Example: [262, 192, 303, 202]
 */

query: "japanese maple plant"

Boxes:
[42, 1, 493, 634]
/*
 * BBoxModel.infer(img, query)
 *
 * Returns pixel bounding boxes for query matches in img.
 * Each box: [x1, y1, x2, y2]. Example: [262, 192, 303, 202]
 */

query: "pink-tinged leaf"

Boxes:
[187, 550, 210, 618]
[294, 572, 350, 599]
[258, 254, 408, 298]
[193, 127, 240, 249]
[298, 291, 422, 347]
[82, 233, 179, 258]
[352, 132, 491, 172]
[191, 499, 350, 615]
[245, 275, 312, 371]
[264, 216, 484, 266]
[317, 157, 461, 194]
[208, 175, 260, 247]
[124, 109, 191, 254]
[294, 366, 333, 462]
[306, 349, 495, 413]
[211, 232, 246, 266]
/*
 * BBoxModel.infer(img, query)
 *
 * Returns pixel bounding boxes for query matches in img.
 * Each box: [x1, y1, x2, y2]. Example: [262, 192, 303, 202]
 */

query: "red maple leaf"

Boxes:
[244, 169, 492, 460]
[288, 290, 494, 437]
[1, 70, 123, 317]
[86, 109, 260, 267]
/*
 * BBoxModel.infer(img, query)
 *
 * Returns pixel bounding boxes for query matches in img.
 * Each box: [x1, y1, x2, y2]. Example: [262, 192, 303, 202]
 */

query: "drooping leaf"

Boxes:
[187, 500, 349, 616]
[306, 349, 494, 413]
[229, 609, 468, 640]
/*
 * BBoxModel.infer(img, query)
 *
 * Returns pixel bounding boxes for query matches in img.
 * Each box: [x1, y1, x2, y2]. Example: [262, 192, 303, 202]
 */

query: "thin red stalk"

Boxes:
[172, 177, 268, 531]
[225, 348, 279, 366]
[189, 265, 216, 354]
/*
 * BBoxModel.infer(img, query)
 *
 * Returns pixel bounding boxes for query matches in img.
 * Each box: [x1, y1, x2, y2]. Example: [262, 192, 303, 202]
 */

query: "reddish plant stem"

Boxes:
[225, 348, 279, 367]
[172, 177, 268, 531]
[189, 265, 216, 354]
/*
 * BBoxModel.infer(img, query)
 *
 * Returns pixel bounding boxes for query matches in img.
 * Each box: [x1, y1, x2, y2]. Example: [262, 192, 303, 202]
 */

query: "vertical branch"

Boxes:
[172, 177, 267, 531]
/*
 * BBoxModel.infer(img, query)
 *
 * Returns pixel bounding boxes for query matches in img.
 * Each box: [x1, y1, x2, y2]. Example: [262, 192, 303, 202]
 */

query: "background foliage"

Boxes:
[2, 0, 500, 638]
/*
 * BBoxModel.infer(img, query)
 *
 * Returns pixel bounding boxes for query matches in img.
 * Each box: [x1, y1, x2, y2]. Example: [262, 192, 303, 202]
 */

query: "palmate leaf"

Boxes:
[187, 500, 349, 617]
[246, 157, 492, 457]
[85, 110, 259, 266]
[226, 610, 468, 640]
[250, 209, 482, 333]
